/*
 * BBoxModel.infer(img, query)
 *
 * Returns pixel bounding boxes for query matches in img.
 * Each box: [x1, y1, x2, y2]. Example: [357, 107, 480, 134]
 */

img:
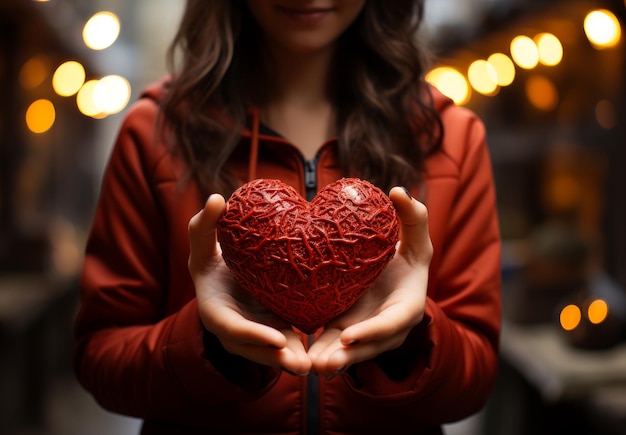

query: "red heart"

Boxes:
[217, 178, 399, 333]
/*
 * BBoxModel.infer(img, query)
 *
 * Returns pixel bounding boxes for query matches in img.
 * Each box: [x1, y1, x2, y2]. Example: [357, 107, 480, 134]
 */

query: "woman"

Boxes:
[74, 1, 501, 433]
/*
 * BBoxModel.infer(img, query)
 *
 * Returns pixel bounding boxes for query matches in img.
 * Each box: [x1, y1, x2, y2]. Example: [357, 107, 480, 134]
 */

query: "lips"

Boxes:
[276, 5, 335, 24]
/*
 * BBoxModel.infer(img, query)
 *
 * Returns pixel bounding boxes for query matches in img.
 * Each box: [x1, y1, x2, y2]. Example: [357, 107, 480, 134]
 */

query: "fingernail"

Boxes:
[325, 365, 347, 381]
[401, 186, 413, 200]
[283, 368, 309, 376]
[348, 340, 360, 346]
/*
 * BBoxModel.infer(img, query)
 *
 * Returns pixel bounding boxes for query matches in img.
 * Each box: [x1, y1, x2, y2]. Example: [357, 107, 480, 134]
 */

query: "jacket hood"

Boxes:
[428, 85, 455, 114]
[139, 75, 455, 114]
[138, 76, 455, 182]
[139, 76, 171, 103]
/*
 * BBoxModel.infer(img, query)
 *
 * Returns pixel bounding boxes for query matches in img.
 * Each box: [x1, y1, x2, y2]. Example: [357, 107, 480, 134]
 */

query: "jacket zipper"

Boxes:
[302, 155, 320, 434]
[303, 157, 319, 202]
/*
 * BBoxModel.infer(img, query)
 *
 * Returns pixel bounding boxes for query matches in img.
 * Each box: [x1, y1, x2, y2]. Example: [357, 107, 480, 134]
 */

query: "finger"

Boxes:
[205, 304, 288, 349]
[389, 187, 432, 261]
[279, 329, 312, 375]
[188, 194, 226, 271]
[226, 329, 310, 374]
[318, 340, 400, 377]
[307, 328, 341, 361]
[189, 194, 226, 243]
[309, 337, 349, 375]
[339, 304, 417, 347]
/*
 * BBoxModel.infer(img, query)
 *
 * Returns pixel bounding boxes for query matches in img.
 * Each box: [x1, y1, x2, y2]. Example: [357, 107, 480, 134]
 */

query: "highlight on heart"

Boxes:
[216, 178, 399, 333]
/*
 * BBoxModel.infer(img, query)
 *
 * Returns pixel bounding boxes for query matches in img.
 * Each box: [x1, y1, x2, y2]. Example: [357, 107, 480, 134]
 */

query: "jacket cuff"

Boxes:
[164, 298, 280, 401]
[341, 298, 437, 400]
[202, 329, 281, 393]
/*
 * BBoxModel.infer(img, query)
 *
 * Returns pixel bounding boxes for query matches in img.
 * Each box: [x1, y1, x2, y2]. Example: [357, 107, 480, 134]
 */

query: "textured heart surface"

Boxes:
[217, 178, 399, 334]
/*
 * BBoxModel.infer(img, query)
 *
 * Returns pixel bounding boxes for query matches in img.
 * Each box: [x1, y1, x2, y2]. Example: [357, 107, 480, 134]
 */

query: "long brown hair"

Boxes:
[161, 0, 442, 197]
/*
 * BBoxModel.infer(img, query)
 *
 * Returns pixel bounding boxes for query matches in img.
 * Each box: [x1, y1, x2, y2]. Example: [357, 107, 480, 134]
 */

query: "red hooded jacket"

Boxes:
[74, 78, 501, 434]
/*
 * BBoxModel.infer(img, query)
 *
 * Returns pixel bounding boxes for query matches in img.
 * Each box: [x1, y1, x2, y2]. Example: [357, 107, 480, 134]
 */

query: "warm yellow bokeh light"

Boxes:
[93, 75, 131, 115]
[546, 175, 579, 211]
[596, 99, 617, 129]
[52, 61, 86, 97]
[584, 9, 622, 49]
[535, 33, 563, 66]
[83, 11, 121, 50]
[487, 53, 516, 86]
[425, 66, 470, 105]
[468, 60, 498, 95]
[587, 299, 609, 324]
[526, 75, 558, 111]
[26, 99, 56, 134]
[77, 80, 105, 118]
[510, 35, 539, 69]
[560, 304, 582, 331]
[19, 56, 50, 90]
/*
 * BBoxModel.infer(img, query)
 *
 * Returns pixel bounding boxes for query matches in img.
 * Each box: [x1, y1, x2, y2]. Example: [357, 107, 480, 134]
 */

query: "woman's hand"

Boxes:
[188, 194, 311, 375]
[307, 187, 433, 378]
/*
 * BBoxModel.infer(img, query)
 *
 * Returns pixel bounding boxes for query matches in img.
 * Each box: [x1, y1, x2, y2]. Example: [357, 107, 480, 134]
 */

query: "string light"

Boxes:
[468, 60, 499, 96]
[52, 61, 86, 97]
[425, 66, 470, 105]
[487, 53, 516, 87]
[26, 99, 56, 134]
[19, 56, 51, 90]
[535, 33, 563, 66]
[587, 299, 609, 324]
[560, 304, 582, 331]
[93, 75, 132, 115]
[510, 35, 540, 69]
[77, 80, 105, 118]
[526, 75, 559, 111]
[584, 9, 622, 49]
[83, 11, 121, 50]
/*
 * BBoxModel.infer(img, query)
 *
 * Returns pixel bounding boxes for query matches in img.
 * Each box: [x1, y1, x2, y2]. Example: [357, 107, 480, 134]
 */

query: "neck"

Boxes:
[262, 46, 335, 107]
[255, 44, 338, 160]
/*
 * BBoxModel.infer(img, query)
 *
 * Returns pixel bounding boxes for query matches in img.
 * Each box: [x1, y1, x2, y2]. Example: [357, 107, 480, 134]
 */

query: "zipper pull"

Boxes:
[304, 158, 318, 201]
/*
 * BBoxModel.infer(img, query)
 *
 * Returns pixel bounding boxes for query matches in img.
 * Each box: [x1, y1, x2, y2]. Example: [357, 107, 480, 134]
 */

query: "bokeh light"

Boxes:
[52, 60, 86, 97]
[526, 75, 558, 111]
[487, 53, 516, 86]
[425, 66, 470, 105]
[19, 56, 51, 90]
[93, 75, 131, 115]
[26, 99, 56, 133]
[595, 99, 617, 129]
[468, 60, 498, 95]
[83, 11, 121, 50]
[510, 35, 540, 69]
[587, 299, 609, 324]
[584, 9, 622, 49]
[560, 304, 582, 331]
[535, 33, 563, 66]
[77, 80, 105, 118]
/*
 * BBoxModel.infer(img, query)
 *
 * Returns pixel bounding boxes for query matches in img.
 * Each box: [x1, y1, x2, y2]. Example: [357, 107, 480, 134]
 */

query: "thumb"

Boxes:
[389, 187, 432, 263]
[188, 194, 226, 273]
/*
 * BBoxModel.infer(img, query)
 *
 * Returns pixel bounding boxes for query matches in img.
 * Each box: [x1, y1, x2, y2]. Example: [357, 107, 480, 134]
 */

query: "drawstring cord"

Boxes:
[248, 107, 260, 182]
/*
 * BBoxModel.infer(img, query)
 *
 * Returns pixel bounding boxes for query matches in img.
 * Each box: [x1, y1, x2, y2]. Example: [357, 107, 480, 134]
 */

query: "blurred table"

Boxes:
[484, 321, 626, 435]
[500, 321, 626, 402]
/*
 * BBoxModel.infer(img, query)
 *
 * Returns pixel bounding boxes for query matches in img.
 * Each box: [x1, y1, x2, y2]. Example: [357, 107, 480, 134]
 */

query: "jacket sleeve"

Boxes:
[73, 99, 279, 420]
[342, 109, 501, 424]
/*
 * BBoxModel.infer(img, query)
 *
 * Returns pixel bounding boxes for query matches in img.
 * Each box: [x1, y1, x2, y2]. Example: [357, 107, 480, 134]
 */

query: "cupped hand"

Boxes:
[188, 194, 311, 375]
[307, 187, 433, 378]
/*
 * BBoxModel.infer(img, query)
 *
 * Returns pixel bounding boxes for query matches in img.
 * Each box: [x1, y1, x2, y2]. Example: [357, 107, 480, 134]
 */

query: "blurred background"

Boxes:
[0, 0, 624, 434]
